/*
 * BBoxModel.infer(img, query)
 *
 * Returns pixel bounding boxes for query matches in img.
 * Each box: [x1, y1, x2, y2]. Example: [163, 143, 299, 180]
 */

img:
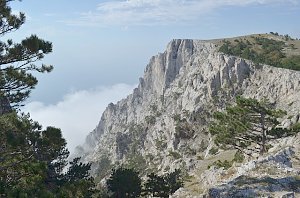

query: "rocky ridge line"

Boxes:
[75, 38, 300, 196]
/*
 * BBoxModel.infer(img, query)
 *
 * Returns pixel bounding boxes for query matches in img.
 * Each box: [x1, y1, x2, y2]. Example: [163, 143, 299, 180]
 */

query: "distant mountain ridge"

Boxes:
[75, 35, 300, 197]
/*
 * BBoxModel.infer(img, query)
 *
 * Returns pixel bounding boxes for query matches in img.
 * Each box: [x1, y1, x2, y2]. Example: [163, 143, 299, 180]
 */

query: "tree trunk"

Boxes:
[0, 95, 12, 115]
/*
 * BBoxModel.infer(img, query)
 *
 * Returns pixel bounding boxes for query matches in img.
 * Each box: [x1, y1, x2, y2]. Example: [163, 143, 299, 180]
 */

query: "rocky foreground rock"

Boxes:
[75, 38, 300, 197]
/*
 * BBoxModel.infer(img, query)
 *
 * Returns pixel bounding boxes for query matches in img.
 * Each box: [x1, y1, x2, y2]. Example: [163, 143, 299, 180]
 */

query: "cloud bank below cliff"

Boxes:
[23, 84, 136, 153]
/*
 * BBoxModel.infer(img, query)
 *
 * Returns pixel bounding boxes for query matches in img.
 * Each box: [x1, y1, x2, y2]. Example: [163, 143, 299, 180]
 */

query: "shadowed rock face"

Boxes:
[208, 175, 300, 198]
[75, 39, 300, 195]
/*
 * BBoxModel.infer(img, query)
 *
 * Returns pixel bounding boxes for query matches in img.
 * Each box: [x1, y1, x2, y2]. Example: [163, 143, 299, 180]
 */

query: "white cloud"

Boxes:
[65, 0, 298, 26]
[22, 84, 136, 153]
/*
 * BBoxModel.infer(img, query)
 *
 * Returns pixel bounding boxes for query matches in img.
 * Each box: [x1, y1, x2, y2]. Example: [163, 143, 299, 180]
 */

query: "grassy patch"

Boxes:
[207, 151, 244, 170]
[208, 159, 233, 170]
[218, 34, 300, 71]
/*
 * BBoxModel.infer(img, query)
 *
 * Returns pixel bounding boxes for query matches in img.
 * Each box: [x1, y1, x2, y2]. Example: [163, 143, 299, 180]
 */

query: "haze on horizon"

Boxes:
[10, 0, 300, 152]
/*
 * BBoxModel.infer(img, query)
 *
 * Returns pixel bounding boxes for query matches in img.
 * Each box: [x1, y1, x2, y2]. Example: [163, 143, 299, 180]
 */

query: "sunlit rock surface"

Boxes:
[75, 39, 300, 197]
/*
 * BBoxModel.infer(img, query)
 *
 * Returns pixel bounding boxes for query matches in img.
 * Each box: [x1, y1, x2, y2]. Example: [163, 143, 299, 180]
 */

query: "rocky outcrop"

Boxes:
[200, 134, 300, 198]
[76, 38, 300, 196]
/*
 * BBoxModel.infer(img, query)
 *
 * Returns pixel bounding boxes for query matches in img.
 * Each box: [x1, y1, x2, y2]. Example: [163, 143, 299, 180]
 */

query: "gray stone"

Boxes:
[281, 192, 294, 198]
[73, 39, 300, 196]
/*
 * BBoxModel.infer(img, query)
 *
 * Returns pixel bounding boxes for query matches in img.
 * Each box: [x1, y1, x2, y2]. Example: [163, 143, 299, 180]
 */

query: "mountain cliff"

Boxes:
[76, 35, 300, 197]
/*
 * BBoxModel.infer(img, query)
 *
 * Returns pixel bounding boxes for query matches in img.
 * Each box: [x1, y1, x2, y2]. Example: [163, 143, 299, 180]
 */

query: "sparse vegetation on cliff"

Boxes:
[209, 96, 298, 155]
[106, 167, 183, 198]
[218, 33, 300, 70]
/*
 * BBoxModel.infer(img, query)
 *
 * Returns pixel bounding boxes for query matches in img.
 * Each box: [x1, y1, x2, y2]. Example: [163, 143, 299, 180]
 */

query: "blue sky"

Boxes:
[9, 0, 300, 151]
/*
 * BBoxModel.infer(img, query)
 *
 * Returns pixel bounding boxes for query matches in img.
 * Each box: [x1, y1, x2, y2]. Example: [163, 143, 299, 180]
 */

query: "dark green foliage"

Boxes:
[0, 0, 53, 106]
[268, 127, 297, 139]
[0, 112, 97, 197]
[209, 147, 218, 155]
[63, 157, 91, 182]
[107, 167, 142, 198]
[209, 96, 289, 155]
[0, 0, 25, 35]
[270, 32, 279, 36]
[144, 169, 183, 198]
[280, 55, 300, 70]
[208, 160, 232, 170]
[219, 36, 300, 71]
[144, 173, 167, 197]
[291, 122, 300, 132]
[164, 170, 184, 195]
[0, 113, 44, 195]
[58, 158, 96, 198]
[233, 150, 245, 163]
[105, 167, 182, 198]
[0, 1, 97, 197]
[36, 127, 69, 172]
[97, 187, 110, 198]
[58, 179, 96, 198]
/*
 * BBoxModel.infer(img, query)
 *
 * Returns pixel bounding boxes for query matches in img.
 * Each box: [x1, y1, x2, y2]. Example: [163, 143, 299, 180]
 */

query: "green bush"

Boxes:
[233, 151, 244, 163]
[291, 122, 300, 132]
[144, 170, 183, 198]
[107, 167, 142, 198]
[208, 160, 232, 170]
[209, 147, 218, 155]
[168, 151, 182, 159]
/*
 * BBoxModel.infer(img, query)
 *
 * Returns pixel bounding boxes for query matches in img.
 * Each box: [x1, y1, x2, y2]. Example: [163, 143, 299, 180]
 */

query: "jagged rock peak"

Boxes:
[141, 39, 216, 97]
[77, 39, 217, 154]
[77, 37, 300, 159]
[75, 37, 300, 196]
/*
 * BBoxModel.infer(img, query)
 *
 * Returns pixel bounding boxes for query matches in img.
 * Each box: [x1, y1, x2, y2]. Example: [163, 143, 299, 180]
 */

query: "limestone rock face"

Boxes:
[75, 39, 300, 196]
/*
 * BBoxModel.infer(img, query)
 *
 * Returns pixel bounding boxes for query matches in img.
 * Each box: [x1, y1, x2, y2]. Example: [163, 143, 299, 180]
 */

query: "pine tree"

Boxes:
[58, 157, 96, 198]
[0, 2, 97, 196]
[0, 112, 97, 197]
[0, 0, 53, 106]
[107, 167, 142, 198]
[209, 96, 292, 155]
[144, 169, 183, 197]
[144, 173, 168, 197]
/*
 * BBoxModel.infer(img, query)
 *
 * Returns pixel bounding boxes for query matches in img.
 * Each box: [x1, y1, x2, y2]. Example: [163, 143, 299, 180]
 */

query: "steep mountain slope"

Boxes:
[75, 36, 300, 196]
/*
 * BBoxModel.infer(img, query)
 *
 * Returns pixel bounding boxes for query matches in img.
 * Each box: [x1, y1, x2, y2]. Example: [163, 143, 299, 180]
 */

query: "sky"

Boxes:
[7, 0, 300, 152]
